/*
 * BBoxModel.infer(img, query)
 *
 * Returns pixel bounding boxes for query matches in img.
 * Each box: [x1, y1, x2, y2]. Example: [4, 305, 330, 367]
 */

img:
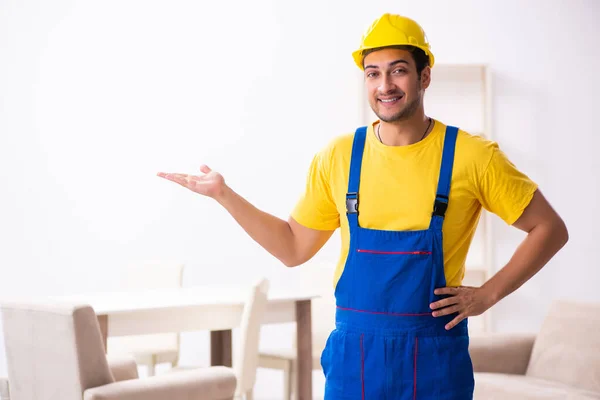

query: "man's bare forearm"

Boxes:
[215, 185, 298, 266]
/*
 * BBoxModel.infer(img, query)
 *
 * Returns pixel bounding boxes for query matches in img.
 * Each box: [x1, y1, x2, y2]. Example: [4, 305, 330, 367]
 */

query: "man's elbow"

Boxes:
[281, 254, 308, 268]
[553, 215, 569, 249]
[280, 247, 314, 268]
[282, 257, 301, 268]
[559, 221, 569, 247]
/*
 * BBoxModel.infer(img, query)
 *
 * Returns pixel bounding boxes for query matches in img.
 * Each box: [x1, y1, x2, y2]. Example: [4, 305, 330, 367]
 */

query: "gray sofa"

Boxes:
[470, 300, 600, 399]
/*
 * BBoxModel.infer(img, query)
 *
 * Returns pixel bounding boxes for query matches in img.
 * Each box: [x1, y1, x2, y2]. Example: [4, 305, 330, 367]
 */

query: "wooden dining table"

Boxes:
[53, 284, 320, 400]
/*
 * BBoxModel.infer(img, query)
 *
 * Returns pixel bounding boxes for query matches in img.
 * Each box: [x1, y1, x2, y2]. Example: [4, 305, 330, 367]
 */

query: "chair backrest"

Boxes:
[108, 261, 184, 356]
[289, 262, 337, 352]
[306, 263, 337, 352]
[233, 278, 270, 397]
[526, 299, 600, 393]
[1, 301, 114, 400]
[0, 377, 10, 400]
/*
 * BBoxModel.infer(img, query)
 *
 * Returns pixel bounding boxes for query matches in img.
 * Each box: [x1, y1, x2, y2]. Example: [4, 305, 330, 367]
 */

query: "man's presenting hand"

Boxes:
[157, 165, 226, 200]
[430, 286, 495, 330]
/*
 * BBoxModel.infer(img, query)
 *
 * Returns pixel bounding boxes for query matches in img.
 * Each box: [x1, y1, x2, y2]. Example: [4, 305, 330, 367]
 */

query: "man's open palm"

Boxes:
[157, 165, 225, 199]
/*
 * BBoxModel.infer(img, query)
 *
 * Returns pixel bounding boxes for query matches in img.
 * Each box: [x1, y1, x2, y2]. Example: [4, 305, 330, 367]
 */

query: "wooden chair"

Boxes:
[173, 278, 270, 400]
[107, 261, 184, 376]
[258, 264, 336, 399]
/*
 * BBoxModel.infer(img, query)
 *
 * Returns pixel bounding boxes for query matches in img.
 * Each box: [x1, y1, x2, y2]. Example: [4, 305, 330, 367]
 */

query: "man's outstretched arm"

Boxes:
[158, 165, 334, 267]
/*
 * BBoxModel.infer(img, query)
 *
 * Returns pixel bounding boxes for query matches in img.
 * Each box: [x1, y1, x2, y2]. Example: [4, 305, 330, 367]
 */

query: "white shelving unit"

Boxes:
[359, 63, 494, 333]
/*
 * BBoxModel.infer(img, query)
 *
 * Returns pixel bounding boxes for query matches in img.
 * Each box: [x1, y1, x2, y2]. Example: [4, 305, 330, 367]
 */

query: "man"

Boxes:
[158, 13, 568, 400]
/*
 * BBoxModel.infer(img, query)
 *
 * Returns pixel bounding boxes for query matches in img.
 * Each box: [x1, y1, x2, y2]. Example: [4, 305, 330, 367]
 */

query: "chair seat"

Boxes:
[259, 347, 322, 360]
[474, 373, 600, 400]
[258, 347, 324, 400]
[109, 340, 179, 365]
[258, 348, 322, 370]
[134, 349, 179, 365]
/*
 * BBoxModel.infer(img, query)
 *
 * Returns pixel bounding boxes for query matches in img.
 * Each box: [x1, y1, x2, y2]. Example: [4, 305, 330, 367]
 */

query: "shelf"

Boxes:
[358, 63, 494, 332]
[431, 63, 489, 82]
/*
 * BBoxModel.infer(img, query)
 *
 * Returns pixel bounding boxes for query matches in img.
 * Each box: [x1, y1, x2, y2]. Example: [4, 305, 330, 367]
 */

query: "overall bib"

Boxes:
[321, 125, 475, 400]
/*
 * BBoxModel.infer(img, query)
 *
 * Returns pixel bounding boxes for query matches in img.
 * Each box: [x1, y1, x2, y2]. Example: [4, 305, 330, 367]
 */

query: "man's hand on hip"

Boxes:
[429, 286, 495, 330]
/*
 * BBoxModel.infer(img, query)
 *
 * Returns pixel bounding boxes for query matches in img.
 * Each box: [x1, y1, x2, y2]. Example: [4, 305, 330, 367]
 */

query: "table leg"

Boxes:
[296, 300, 313, 400]
[210, 330, 233, 367]
[97, 315, 108, 352]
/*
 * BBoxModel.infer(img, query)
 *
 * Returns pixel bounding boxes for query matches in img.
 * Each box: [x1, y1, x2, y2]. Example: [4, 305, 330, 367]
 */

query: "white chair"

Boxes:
[0, 377, 9, 400]
[174, 278, 270, 400]
[0, 301, 237, 400]
[107, 261, 184, 376]
[258, 264, 336, 400]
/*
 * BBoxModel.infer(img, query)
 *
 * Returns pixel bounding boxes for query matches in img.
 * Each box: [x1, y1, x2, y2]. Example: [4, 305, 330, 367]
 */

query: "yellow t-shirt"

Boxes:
[291, 119, 538, 289]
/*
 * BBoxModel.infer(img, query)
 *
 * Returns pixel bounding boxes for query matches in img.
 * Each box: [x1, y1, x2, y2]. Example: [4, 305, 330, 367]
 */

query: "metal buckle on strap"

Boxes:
[346, 192, 359, 214]
[432, 195, 448, 218]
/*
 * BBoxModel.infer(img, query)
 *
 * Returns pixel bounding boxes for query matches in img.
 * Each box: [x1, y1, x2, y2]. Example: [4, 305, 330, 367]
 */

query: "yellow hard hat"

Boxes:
[352, 13, 435, 70]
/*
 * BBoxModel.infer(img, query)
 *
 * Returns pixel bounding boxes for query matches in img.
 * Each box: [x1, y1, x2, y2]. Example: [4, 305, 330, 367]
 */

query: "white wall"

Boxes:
[1, 0, 598, 398]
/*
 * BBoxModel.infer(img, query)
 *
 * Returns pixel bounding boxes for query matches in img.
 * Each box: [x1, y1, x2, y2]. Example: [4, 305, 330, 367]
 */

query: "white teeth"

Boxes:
[381, 97, 399, 103]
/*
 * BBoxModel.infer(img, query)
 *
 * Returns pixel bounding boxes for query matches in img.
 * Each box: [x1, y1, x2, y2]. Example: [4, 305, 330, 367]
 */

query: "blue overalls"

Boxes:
[320, 125, 475, 399]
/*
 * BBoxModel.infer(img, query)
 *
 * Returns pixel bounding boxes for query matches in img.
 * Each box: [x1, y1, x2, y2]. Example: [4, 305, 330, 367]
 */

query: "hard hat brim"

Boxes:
[353, 45, 435, 70]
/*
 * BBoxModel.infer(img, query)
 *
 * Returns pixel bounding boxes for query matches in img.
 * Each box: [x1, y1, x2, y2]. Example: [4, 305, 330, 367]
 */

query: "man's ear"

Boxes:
[420, 66, 432, 89]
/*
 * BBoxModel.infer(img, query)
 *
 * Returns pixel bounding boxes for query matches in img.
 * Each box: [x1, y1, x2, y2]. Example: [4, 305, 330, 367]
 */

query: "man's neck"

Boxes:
[378, 113, 432, 147]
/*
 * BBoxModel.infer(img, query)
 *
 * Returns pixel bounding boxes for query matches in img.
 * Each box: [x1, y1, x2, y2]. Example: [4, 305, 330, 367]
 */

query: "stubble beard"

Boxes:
[370, 80, 423, 123]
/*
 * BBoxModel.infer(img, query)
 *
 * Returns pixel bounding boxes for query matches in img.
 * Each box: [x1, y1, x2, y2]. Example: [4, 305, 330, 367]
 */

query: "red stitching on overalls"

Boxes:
[360, 334, 365, 400]
[337, 306, 432, 317]
[357, 249, 432, 255]
[414, 337, 418, 400]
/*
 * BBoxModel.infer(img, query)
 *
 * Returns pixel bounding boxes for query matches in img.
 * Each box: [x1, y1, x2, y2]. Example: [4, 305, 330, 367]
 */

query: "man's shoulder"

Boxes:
[453, 127, 499, 166]
[329, 129, 359, 148]
[315, 131, 357, 161]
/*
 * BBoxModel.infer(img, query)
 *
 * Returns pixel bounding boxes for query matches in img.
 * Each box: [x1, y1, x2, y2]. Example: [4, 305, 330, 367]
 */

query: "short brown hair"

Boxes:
[362, 45, 430, 76]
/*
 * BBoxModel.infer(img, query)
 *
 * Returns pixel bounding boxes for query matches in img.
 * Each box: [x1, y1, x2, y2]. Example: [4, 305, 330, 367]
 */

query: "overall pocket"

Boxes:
[356, 249, 432, 255]
[321, 329, 364, 398]
[353, 248, 435, 314]
[415, 334, 475, 399]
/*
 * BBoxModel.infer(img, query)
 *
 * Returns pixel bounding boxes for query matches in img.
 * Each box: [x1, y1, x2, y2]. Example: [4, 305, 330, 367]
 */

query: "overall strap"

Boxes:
[429, 125, 459, 230]
[346, 126, 368, 230]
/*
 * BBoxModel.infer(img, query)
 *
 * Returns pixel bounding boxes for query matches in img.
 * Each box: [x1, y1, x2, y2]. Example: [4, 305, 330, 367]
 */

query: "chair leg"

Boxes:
[291, 361, 298, 400]
[283, 360, 293, 400]
[147, 355, 157, 376]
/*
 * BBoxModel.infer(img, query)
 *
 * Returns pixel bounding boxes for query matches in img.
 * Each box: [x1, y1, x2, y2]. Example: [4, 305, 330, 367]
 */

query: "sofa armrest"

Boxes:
[83, 367, 236, 400]
[107, 355, 139, 382]
[469, 333, 536, 375]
